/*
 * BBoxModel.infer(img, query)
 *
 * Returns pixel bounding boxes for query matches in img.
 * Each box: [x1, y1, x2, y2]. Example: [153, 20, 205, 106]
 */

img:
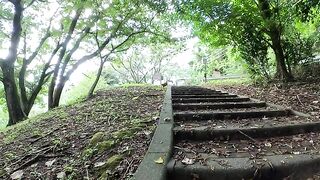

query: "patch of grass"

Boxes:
[120, 83, 153, 88]
[0, 120, 7, 130]
[0, 106, 68, 143]
[204, 78, 252, 86]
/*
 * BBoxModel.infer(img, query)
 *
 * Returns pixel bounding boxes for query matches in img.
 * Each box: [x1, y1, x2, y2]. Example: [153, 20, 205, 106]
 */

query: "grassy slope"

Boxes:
[0, 86, 164, 179]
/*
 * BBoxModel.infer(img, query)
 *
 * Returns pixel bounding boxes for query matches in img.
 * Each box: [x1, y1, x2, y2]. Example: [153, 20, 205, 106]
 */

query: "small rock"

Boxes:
[182, 157, 195, 165]
[10, 170, 24, 180]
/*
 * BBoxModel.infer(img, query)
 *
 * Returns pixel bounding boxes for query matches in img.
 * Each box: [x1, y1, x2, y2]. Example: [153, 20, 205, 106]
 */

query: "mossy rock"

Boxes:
[105, 155, 123, 169]
[112, 127, 143, 140]
[112, 129, 133, 140]
[97, 140, 115, 153]
[97, 155, 123, 179]
[89, 132, 105, 148]
[81, 148, 95, 160]
[0, 169, 6, 177]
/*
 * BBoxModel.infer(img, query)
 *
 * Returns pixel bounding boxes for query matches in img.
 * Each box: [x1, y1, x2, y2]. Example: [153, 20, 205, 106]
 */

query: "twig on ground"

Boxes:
[30, 127, 61, 144]
[237, 130, 258, 143]
[85, 165, 90, 180]
[174, 146, 197, 154]
[12, 146, 53, 172]
[122, 159, 134, 179]
[296, 95, 304, 106]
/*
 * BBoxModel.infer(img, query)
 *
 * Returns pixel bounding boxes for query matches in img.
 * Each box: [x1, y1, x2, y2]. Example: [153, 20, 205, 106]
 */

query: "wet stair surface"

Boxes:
[167, 86, 320, 180]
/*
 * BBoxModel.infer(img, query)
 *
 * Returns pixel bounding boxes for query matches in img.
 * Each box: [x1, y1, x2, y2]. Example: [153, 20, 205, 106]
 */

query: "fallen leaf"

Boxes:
[182, 157, 195, 165]
[293, 137, 303, 141]
[45, 159, 56, 167]
[10, 170, 24, 180]
[57, 172, 66, 179]
[143, 130, 152, 138]
[264, 142, 272, 147]
[152, 116, 159, 121]
[94, 162, 106, 168]
[132, 96, 139, 100]
[311, 112, 318, 115]
[154, 157, 164, 164]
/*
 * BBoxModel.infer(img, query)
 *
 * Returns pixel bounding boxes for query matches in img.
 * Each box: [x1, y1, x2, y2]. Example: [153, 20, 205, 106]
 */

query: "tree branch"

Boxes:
[23, 0, 44, 10]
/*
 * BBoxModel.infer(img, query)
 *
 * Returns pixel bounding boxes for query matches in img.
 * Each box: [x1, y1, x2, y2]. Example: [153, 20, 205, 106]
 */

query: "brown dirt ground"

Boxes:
[206, 82, 320, 117]
[0, 86, 164, 180]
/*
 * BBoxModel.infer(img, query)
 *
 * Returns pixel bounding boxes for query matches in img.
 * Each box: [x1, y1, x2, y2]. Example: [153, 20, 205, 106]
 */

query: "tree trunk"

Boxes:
[18, 61, 29, 113]
[0, 0, 26, 126]
[257, 0, 294, 82]
[51, 80, 66, 108]
[269, 29, 294, 82]
[1, 64, 26, 126]
[88, 61, 105, 98]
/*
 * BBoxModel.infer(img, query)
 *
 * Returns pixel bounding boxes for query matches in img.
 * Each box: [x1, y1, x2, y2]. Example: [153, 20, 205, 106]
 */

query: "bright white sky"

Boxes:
[0, 1, 199, 87]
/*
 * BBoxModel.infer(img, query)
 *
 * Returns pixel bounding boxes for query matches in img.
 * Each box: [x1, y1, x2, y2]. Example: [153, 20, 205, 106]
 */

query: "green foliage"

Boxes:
[111, 41, 184, 84]
[0, 85, 7, 129]
[60, 72, 110, 105]
[175, 0, 320, 81]
[189, 43, 246, 83]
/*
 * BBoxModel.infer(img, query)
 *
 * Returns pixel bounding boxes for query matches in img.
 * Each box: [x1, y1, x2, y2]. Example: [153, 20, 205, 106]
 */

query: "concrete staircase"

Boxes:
[167, 86, 320, 180]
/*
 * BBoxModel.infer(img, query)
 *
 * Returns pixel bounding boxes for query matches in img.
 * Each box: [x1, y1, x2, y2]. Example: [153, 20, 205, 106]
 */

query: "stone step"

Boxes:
[172, 91, 224, 95]
[174, 110, 290, 121]
[167, 154, 320, 180]
[172, 94, 237, 99]
[173, 122, 320, 141]
[172, 97, 250, 103]
[173, 102, 266, 111]
[169, 130, 320, 179]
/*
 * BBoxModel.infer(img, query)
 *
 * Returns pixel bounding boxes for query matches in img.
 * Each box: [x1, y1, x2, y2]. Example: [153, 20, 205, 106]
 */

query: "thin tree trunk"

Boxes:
[257, 0, 294, 82]
[51, 80, 66, 108]
[88, 61, 105, 98]
[269, 30, 294, 81]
